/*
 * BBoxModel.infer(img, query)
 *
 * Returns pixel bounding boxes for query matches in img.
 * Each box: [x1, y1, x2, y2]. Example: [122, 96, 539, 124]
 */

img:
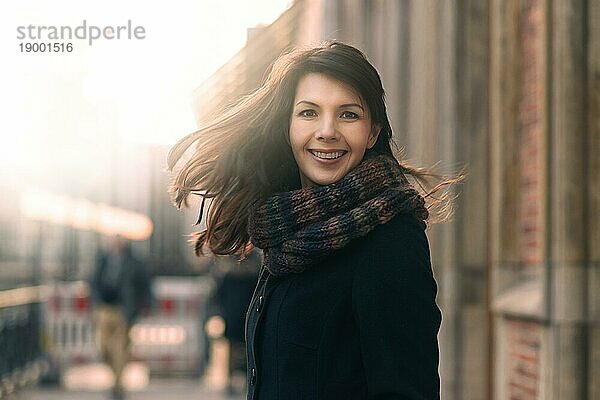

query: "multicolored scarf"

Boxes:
[248, 154, 429, 276]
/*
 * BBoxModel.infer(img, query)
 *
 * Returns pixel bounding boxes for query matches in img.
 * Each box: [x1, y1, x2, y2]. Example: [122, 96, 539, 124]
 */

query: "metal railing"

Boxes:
[0, 286, 45, 398]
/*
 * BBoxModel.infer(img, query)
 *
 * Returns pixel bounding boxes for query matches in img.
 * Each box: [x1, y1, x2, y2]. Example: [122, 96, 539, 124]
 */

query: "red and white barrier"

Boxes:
[42, 281, 96, 371]
[130, 277, 213, 375]
[41, 277, 213, 376]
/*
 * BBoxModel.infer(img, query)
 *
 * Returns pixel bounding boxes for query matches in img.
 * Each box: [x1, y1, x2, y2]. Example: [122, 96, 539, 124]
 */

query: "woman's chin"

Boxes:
[304, 173, 343, 187]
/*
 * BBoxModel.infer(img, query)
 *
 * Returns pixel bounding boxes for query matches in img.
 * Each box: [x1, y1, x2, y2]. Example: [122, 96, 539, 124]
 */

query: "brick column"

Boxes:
[506, 319, 542, 399]
[518, 0, 547, 270]
[490, 0, 547, 399]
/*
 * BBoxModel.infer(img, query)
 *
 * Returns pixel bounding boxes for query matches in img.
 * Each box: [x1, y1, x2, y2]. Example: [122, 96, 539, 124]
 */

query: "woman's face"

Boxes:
[289, 73, 380, 187]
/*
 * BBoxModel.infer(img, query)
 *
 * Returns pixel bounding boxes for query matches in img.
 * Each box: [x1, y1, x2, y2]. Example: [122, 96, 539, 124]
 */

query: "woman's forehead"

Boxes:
[293, 73, 363, 106]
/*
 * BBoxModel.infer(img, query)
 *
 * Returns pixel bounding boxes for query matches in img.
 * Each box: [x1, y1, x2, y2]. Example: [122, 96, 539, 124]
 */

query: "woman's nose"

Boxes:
[315, 116, 338, 141]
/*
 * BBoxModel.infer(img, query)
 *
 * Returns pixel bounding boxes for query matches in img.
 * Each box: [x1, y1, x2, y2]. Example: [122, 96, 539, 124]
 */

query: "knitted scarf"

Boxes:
[247, 154, 429, 276]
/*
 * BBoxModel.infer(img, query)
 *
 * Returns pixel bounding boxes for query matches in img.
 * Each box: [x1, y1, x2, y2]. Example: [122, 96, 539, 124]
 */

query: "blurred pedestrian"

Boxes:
[168, 41, 460, 399]
[89, 236, 151, 400]
[212, 248, 260, 394]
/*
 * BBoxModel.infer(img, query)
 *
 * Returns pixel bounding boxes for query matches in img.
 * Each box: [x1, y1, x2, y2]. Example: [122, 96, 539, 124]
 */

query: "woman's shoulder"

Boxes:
[323, 213, 430, 277]
[362, 213, 429, 253]
[348, 213, 436, 298]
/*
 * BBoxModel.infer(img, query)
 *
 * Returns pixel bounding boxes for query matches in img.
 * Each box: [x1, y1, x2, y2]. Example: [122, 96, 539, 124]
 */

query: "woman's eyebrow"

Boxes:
[339, 103, 364, 110]
[295, 100, 319, 107]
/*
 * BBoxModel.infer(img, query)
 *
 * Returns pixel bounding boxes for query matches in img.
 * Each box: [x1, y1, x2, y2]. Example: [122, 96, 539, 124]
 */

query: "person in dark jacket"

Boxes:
[212, 249, 261, 394]
[89, 236, 151, 400]
[168, 42, 459, 399]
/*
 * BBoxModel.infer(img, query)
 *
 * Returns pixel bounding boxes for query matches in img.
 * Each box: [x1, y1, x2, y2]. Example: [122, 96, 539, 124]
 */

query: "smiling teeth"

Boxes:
[312, 151, 345, 159]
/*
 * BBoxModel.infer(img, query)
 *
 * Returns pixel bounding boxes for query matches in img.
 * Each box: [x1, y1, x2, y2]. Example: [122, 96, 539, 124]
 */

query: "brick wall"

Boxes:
[506, 319, 541, 400]
[518, 0, 544, 267]
[507, 1, 545, 398]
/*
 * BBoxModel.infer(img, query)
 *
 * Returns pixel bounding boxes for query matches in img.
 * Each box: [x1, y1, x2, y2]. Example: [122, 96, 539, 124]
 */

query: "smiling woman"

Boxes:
[168, 41, 459, 400]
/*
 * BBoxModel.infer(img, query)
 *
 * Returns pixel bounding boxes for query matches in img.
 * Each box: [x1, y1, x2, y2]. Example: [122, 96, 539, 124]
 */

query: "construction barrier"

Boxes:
[131, 277, 213, 375]
[42, 281, 96, 374]
[41, 277, 214, 377]
[0, 286, 46, 399]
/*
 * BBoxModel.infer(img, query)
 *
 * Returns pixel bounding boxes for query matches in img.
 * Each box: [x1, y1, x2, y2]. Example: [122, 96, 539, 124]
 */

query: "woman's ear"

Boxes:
[367, 124, 382, 149]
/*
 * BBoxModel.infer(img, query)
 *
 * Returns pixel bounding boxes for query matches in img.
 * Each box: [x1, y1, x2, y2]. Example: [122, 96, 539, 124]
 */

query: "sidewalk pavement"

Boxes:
[9, 342, 245, 400]
[13, 378, 244, 400]
[11, 340, 245, 400]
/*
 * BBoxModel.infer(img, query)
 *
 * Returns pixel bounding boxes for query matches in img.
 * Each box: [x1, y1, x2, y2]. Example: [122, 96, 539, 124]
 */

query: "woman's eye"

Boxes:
[340, 111, 359, 119]
[298, 109, 317, 118]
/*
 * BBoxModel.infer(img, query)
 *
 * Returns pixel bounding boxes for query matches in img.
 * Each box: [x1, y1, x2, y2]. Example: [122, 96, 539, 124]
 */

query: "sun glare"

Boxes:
[1, 0, 292, 174]
[20, 189, 154, 240]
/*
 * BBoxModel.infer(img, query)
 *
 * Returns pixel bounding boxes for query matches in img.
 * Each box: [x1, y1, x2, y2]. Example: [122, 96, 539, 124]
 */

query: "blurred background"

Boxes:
[0, 0, 598, 400]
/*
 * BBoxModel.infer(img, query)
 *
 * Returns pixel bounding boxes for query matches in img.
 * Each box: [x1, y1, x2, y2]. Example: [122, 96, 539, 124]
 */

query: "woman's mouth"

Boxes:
[308, 150, 347, 160]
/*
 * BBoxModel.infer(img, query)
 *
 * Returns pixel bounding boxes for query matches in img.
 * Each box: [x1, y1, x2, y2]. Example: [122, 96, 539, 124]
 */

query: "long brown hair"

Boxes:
[168, 41, 462, 257]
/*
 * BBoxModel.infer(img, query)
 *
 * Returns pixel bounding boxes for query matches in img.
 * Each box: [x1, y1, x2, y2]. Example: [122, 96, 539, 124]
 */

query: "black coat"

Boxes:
[245, 213, 441, 400]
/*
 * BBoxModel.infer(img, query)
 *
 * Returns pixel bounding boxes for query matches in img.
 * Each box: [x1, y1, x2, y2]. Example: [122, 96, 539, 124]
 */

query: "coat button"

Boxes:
[250, 367, 256, 385]
[255, 295, 264, 312]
